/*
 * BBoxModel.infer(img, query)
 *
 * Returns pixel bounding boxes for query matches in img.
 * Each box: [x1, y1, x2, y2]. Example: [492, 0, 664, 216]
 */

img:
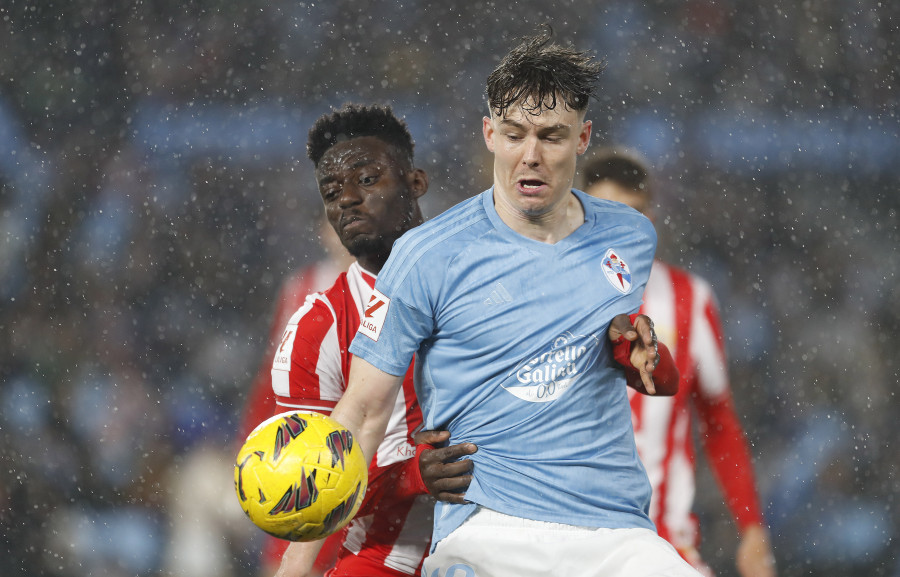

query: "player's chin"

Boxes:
[345, 236, 388, 258]
[519, 201, 553, 218]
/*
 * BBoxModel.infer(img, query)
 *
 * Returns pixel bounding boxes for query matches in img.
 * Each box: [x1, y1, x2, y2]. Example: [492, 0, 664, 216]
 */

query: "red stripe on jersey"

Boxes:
[695, 394, 764, 530]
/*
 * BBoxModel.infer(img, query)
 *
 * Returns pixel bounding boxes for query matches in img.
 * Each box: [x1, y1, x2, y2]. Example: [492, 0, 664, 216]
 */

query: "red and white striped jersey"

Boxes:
[272, 262, 432, 576]
[632, 261, 763, 552]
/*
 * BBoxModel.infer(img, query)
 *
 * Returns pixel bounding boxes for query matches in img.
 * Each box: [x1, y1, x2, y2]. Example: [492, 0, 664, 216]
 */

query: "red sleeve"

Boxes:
[694, 394, 764, 531]
[354, 444, 430, 518]
[351, 445, 429, 520]
[689, 279, 765, 531]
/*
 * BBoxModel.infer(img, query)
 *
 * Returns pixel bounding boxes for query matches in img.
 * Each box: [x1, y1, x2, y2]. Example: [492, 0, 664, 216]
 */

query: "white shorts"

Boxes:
[422, 507, 704, 577]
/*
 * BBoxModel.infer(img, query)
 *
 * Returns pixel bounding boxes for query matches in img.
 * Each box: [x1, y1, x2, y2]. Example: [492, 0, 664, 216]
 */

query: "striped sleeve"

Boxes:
[272, 294, 344, 412]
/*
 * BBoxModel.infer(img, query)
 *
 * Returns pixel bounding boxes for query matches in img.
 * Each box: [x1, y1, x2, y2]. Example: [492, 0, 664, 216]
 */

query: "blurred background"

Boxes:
[0, 1, 897, 576]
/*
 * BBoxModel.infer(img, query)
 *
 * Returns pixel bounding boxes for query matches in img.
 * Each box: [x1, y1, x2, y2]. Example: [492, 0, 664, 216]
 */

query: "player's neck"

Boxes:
[357, 255, 386, 275]
[495, 190, 585, 244]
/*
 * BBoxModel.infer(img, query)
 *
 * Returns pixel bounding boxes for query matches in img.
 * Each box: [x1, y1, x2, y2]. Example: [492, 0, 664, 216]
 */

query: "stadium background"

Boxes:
[0, 1, 896, 576]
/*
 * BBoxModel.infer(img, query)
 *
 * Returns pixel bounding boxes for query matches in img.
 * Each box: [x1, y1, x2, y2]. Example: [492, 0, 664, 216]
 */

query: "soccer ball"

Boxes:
[234, 411, 368, 542]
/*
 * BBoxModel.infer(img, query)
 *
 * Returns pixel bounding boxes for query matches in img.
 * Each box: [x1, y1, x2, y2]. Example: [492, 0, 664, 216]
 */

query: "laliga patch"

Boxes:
[271, 326, 298, 396]
[602, 248, 633, 294]
[358, 288, 389, 341]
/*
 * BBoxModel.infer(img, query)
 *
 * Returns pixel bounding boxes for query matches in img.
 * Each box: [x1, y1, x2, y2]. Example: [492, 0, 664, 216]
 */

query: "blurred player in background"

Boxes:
[581, 147, 777, 577]
[328, 31, 698, 577]
[266, 103, 437, 577]
[240, 213, 354, 577]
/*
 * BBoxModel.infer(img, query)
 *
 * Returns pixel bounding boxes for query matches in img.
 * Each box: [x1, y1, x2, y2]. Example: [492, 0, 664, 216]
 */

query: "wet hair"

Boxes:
[581, 147, 653, 197]
[307, 103, 415, 168]
[486, 27, 604, 118]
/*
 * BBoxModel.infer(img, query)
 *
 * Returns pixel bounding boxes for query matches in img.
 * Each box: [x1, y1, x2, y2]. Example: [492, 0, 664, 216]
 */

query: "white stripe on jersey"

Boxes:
[379, 383, 418, 467]
[688, 279, 729, 399]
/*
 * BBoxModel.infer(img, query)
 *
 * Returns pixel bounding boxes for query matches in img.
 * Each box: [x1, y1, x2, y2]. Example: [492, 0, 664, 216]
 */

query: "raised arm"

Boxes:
[329, 356, 405, 466]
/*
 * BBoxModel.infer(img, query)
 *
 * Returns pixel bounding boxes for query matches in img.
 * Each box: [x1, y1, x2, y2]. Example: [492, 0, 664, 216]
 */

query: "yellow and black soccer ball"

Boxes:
[234, 411, 368, 542]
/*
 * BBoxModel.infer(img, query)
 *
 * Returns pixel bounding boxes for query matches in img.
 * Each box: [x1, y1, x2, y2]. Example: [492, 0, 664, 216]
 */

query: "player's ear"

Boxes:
[482, 116, 496, 152]
[576, 120, 592, 156]
[408, 168, 428, 199]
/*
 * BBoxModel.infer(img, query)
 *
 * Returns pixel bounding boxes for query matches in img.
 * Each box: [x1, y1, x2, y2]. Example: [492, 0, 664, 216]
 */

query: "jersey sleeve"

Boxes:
[695, 395, 764, 530]
[690, 280, 765, 530]
[349, 261, 436, 377]
[272, 294, 345, 413]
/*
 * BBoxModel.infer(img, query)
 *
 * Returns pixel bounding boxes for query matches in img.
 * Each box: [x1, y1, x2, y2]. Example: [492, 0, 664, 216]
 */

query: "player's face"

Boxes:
[483, 101, 591, 220]
[584, 180, 652, 217]
[315, 136, 426, 271]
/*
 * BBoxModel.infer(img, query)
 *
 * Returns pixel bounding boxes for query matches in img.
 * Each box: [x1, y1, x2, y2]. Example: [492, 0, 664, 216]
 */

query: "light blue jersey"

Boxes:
[349, 188, 658, 550]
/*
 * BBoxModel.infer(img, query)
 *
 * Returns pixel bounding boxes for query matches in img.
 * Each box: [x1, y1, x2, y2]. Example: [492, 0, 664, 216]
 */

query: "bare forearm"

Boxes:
[329, 357, 404, 465]
[274, 540, 325, 577]
[330, 393, 391, 466]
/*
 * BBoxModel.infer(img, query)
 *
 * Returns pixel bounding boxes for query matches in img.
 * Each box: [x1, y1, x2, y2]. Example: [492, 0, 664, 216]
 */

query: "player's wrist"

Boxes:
[410, 443, 431, 495]
[738, 521, 768, 536]
[611, 313, 640, 367]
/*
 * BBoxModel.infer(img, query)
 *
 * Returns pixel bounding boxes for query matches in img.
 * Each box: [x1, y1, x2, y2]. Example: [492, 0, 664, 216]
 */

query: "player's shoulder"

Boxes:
[398, 193, 487, 248]
[575, 188, 641, 216]
[575, 189, 655, 236]
[380, 192, 489, 286]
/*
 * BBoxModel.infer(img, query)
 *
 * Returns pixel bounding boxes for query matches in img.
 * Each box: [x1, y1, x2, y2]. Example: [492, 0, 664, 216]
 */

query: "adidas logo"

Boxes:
[484, 282, 513, 306]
